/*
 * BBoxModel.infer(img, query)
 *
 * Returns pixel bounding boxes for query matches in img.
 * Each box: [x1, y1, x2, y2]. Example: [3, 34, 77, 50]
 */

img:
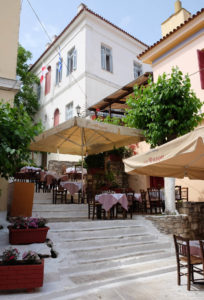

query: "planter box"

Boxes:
[8, 226, 49, 245]
[88, 168, 104, 175]
[108, 154, 122, 162]
[0, 259, 44, 292]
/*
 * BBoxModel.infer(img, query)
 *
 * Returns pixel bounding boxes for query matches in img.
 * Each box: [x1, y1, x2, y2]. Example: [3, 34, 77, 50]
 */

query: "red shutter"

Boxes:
[54, 109, 59, 127]
[45, 66, 51, 95]
[197, 49, 204, 89]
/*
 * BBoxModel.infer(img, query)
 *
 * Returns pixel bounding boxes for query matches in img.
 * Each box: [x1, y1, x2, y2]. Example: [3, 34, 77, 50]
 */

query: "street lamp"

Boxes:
[76, 105, 81, 117]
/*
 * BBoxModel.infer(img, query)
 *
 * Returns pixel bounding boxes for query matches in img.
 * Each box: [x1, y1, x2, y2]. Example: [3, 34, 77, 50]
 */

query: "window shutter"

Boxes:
[67, 55, 70, 76]
[197, 49, 204, 89]
[109, 53, 113, 73]
[73, 49, 77, 70]
[56, 65, 58, 85]
[101, 46, 105, 69]
[45, 67, 51, 95]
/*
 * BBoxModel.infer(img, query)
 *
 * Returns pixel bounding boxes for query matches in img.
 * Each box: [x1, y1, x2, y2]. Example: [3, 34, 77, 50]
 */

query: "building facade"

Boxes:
[0, 0, 21, 211]
[30, 4, 151, 165]
[135, 1, 204, 201]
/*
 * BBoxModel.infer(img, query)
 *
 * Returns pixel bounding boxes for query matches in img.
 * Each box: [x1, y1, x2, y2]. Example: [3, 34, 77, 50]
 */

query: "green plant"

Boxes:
[107, 147, 133, 158]
[123, 67, 204, 147]
[0, 102, 42, 179]
[84, 152, 105, 169]
[2, 247, 19, 263]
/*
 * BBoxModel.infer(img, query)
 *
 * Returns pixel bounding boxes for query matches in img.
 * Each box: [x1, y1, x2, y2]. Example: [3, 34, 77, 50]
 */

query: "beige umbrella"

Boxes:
[30, 117, 144, 197]
[123, 126, 204, 180]
[30, 117, 144, 155]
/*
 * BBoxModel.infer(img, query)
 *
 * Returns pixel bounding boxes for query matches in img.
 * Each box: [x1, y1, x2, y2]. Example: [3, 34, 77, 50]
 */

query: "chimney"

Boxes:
[77, 3, 86, 13]
[175, 0, 182, 13]
[161, 1, 191, 37]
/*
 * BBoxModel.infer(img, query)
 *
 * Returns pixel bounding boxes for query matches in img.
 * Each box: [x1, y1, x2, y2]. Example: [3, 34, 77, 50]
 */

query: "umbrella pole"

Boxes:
[81, 128, 84, 204]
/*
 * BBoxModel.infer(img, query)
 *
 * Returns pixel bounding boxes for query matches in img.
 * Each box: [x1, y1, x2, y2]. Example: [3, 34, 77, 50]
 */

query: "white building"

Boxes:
[30, 3, 151, 166]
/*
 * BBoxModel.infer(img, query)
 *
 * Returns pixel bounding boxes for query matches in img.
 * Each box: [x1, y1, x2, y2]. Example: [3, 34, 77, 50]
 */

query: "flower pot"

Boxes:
[0, 259, 44, 292]
[8, 226, 49, 245]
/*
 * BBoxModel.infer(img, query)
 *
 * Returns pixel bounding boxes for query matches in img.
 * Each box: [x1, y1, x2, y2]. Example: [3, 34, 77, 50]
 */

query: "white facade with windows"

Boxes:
[31, 4, 151, 164]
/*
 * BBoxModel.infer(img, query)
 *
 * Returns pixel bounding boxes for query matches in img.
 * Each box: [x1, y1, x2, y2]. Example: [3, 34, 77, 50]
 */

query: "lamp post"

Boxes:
[76, 105, 81, 117]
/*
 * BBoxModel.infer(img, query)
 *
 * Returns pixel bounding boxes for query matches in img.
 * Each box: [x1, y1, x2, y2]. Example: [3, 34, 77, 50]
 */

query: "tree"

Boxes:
[14, 45, 40, 119]
[0, 102, 42, 179]
[124, 67, 203, 148]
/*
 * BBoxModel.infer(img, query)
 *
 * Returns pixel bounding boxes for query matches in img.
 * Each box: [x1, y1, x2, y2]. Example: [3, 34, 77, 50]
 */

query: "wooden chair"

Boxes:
[87, 189, 105, 220]
[181, 187, 188, 202]
[173, 235, 203, 291]
[199, 240, 204, 276]
[53, 186, 67, 204]
[139, 190, 147, 213]
[147, 188, 163, 214]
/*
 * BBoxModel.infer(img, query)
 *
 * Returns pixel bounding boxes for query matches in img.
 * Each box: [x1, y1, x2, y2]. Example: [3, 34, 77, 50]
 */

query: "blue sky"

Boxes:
[19, 0, 204, 64]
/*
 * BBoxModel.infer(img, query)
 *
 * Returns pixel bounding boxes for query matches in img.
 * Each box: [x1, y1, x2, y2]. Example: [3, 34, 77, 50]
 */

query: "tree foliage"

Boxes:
[14, 45, 40, 119]
[0, 102, 42, 179]
[123, 67, 203, 147]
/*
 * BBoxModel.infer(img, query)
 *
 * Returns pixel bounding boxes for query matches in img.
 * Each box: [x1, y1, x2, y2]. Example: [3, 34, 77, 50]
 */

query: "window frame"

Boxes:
[101, 44, 113, 73]
[67, 47, 77, 76]
[133, 61, 142, 79]
[65, 101, 74, 121]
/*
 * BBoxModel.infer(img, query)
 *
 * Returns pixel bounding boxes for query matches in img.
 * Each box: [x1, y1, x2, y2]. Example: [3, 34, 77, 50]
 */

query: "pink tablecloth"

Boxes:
[95, 193, 128, 212]
[60, 181, 83, 196]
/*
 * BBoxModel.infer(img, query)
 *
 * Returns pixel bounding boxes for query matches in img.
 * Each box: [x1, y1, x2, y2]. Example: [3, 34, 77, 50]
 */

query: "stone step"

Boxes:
[56, 233, 158, 250]
[48, 225, 148, 241]
[32, 204, 88, 212]
[70, 242, 171, 263]
[29, 256, 176, 300]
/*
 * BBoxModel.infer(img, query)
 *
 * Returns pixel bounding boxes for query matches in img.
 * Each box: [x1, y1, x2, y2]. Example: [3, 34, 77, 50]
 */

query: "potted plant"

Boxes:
[0, 247, 44, 292]
[85, 153, 105, 174]
[8, 217, 49, 245]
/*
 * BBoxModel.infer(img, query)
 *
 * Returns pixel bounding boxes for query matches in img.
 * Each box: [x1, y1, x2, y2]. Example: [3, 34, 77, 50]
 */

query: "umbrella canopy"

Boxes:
[30, 117, 144, 155]
[123, 126, 204, 180]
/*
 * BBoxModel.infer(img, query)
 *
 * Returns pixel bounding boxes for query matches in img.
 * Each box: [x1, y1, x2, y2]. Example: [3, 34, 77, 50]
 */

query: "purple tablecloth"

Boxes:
[95, 193, 128, 212]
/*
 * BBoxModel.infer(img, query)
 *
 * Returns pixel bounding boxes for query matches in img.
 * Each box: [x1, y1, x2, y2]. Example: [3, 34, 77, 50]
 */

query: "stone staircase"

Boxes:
[28, 192, 176, 300]
[32, 191, 88, 222]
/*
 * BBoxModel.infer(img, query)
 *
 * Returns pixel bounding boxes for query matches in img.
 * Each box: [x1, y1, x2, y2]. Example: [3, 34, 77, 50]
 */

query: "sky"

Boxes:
[19, 0, 204, 64]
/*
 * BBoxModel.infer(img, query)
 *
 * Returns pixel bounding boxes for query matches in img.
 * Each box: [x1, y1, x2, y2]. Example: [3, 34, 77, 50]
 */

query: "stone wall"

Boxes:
[146, 202, 204, 239]
[48, 160, 76, 174]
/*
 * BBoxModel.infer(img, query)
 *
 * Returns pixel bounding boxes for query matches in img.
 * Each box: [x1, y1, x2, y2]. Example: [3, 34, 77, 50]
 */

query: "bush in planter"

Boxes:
[0, 248, 44, 291]
[2, 247, 20, 264]
[8, 217, 49, 245]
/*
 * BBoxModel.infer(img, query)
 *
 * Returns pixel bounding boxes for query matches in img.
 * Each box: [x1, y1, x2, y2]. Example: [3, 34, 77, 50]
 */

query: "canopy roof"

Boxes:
[30, 117, 144, 155]
[123, 126, 204, 180]
[88, 72, 152, 113]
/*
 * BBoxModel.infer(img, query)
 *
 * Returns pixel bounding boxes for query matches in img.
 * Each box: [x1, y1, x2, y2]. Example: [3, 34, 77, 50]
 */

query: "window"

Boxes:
[67, 48, 77, 75]
[65, 102, 73, 120]
[54, 108, 60, 127]
[45, 66, 51, 95]
[56, 60, 63, 85]
[101, 45, 113, 72]
[133, 62, 142, 79]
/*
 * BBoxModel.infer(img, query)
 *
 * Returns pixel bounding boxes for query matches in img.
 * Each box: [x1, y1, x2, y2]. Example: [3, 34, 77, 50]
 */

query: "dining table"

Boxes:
[95, 193, 128, 218]
[60, 181, 84, 203]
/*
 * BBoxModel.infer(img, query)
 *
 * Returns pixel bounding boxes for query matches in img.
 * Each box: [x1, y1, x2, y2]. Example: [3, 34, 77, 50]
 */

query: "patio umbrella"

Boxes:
[123, 126, 204, 180]
[30, 117, 144, 195]
[30, 117, 143, 155]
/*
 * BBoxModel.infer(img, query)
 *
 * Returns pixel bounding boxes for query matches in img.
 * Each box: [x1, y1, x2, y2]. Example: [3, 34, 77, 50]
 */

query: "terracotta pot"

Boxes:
[0, 259, 44, 292]
[8, 226, 49, 245]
